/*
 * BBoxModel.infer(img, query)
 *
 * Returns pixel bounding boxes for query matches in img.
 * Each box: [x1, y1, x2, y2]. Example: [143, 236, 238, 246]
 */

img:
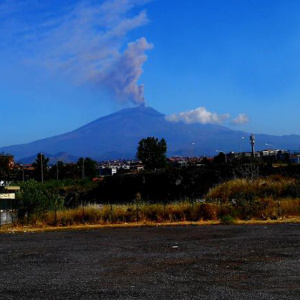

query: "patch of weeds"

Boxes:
[220, 214, 235, 224]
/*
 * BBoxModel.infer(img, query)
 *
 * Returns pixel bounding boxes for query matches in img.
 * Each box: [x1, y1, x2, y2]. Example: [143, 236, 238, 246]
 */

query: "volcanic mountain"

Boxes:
[1, 106, 299, 162]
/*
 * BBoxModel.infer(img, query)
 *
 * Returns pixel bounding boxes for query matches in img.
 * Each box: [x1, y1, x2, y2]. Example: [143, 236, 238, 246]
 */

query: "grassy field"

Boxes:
[3, 200, 299, 233]
[7, 175, 299, 232]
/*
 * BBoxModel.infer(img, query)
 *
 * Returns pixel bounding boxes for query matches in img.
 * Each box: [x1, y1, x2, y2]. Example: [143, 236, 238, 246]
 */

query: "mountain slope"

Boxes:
[1, 106, 299, 162]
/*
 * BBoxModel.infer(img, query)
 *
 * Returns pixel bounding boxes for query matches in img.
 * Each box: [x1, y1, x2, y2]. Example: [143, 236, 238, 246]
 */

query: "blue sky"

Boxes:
[1, 0, 300, 147]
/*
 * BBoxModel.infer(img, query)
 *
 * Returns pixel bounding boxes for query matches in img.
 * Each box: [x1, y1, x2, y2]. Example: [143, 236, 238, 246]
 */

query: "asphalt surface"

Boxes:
[0, 224, 299, 300]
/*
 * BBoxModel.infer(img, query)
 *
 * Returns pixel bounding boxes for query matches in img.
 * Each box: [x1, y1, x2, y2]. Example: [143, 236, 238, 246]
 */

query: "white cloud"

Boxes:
[0, 0, 152, 105]
[231, 113, 250, 125]
[165, 107, 230, 124]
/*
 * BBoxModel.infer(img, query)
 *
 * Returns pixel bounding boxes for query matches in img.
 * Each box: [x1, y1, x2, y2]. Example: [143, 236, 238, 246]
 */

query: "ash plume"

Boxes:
[98, 37, 153, 104]
[0, 0, 153, 105]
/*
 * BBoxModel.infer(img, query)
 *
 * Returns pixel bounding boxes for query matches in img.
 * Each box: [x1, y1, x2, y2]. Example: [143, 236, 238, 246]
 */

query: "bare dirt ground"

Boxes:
[0, 224, 299, 300]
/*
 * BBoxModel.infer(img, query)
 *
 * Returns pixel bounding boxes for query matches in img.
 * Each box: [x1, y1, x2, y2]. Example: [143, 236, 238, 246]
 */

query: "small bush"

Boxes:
[220, 214, 235, 224]
[16, 180, 64, 223]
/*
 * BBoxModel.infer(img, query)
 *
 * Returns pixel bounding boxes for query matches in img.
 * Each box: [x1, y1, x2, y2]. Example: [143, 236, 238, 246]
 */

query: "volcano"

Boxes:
[1, 106, 299, 162]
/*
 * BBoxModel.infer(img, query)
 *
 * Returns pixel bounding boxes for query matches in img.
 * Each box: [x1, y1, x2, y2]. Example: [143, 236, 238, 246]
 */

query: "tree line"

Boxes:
[0, 153, 98, 182]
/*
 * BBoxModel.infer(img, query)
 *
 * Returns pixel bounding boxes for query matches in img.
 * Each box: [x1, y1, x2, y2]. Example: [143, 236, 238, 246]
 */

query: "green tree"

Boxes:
[77, 157, 98, 179]
[213, 152, 226, 164]
[49, 160, 65, 180]
[33, 153, 49, 182]
[136, 137, 167, 170]
[17, 180, 64, 221]
[0, 153, 17, 181]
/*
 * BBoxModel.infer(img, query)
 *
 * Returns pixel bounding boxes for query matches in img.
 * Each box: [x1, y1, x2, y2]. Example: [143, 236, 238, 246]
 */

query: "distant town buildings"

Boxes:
[99, 160, 144, 176]
[288, 150, 300, 164]
[1, 136, 300, 183]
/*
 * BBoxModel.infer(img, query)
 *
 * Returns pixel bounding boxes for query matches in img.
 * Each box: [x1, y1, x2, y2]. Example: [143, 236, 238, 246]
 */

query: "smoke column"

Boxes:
[2, 0, 153, 105]
[98, 37, 153, 105]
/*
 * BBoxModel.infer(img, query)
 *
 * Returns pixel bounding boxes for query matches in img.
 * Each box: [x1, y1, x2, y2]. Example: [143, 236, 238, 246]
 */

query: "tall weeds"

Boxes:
[206, 176, 300, 220]
[25, 202, 221, 226]
[15, 176, 300, 227]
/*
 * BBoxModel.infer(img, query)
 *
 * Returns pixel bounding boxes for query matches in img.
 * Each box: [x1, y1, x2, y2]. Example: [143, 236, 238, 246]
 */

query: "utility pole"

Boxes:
[56, 162, 59, 181]
[82, 158, 85, 179]
[250, 134, 255, 157]
[40, 153, 44, 183]
[21, 164, 25, 182]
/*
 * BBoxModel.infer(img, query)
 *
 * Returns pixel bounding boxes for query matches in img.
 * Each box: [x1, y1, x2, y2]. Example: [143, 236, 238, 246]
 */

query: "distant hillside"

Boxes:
[20, 152, 79, 164]
[1, 106, 299, 162]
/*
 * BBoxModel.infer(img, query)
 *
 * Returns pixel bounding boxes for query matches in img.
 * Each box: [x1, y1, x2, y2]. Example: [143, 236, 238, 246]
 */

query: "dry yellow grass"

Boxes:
[3, 180, 300, 234]
[1, 217, 300, 234]
[207, 176, 298, 202]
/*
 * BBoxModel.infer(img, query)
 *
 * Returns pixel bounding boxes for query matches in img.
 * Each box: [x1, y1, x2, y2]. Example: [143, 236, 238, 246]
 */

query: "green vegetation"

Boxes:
[0, 153, 18, 181]
[77, 157, 98, 179]
[207, 176, 300, 220]
[136, 137, 167, 170]
[33, 153, 49, 182]
[17, 180, 64, 223]
[220, 214, 235, 224]
[8, 175, 299, 228]
[1, 144, 300, 228]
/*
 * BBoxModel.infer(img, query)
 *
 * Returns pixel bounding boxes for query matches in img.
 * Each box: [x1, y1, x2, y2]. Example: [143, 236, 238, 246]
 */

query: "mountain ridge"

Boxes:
[1, 106, 299, 162]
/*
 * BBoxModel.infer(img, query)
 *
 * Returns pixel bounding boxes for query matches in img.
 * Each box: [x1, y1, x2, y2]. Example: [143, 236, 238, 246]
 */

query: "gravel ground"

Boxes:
[0, 224, 299, 300]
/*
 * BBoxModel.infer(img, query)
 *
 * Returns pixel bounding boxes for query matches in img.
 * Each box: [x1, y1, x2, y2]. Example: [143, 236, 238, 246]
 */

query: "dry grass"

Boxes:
[1, 217, 300, 234]
[206, 176, 300, 220]
[8, 197, 299, 231]
[3, 175, 299, 231]
[13, 202, 220, 228]
[207, 176, 299, 202]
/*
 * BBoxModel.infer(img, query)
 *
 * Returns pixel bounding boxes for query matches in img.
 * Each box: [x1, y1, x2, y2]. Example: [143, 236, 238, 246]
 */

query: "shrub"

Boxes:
[206, 176, 300, 219]
[17, 180, 64, 222]
[220, 214, 235, 224]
